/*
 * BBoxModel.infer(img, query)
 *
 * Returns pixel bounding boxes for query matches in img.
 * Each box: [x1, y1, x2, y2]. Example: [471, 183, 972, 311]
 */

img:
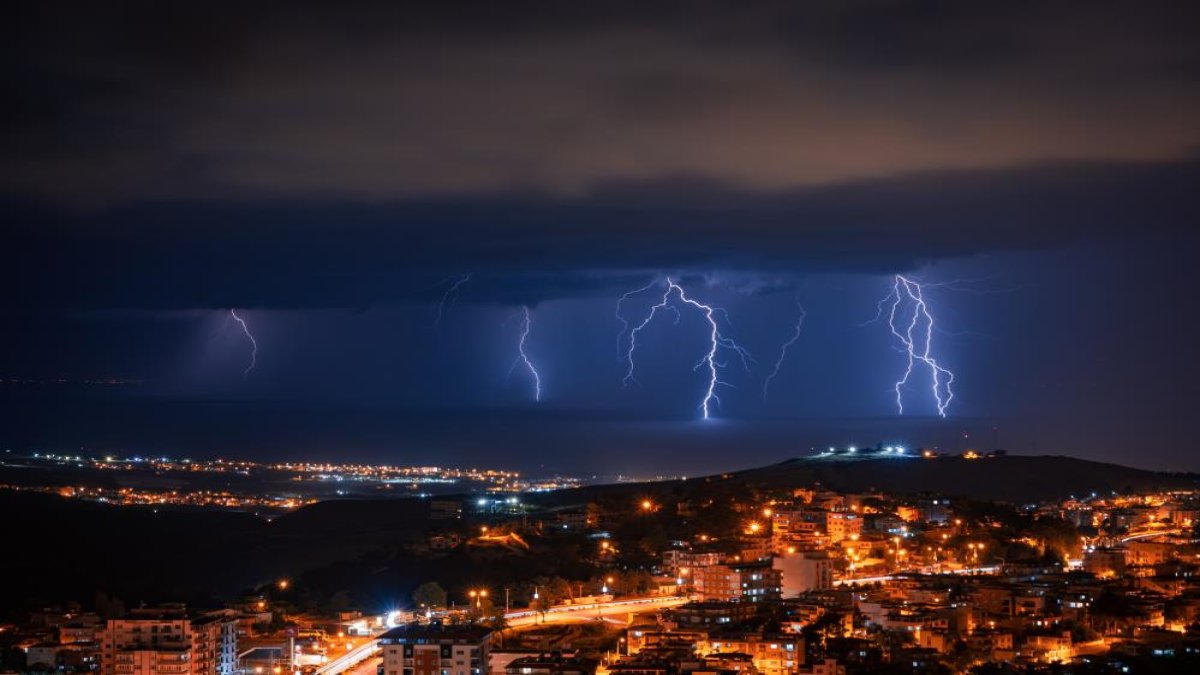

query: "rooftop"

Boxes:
[379, 623, 494, 643]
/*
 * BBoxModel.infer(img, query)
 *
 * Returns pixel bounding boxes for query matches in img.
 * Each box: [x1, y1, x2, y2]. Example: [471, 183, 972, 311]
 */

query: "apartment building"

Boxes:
[693, 562, 782, 603]
[380, 623, 493, 675]
[100, 607, 236, 675]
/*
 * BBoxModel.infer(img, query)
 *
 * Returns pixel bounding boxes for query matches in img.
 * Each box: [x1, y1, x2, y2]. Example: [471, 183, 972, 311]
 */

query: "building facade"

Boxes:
[100, 608, 236, 675]
[694, 563, 783, 603]
[380, 624, 493, 675]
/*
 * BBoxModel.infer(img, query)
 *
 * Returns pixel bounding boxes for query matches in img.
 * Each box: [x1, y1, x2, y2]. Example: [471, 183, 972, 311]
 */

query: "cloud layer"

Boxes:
[4, 1, 1199, 203]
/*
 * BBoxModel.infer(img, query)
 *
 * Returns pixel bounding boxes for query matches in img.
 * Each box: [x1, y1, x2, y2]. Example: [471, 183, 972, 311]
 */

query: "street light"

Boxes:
[468, 588, 487, 610]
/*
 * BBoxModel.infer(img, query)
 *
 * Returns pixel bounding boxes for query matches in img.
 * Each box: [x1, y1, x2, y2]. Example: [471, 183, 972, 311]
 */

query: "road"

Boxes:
[505, 595, 690, 628]
[343, 656, 381, 675]
[314, 639, 382, 675]
[1118, 528, 1183, 543]
[835, 564, 1002, 586]
[311, 595, 688, 675]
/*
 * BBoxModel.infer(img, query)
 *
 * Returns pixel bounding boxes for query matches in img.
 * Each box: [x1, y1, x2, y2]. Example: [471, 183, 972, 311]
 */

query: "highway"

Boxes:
[314, 638, 383, 675]
[1117, 527, 1183, 543]
[342, 657, 381, 675]
[504, 595, 690, 627]
[835, 564, 1002, 586]
[311, 595, 688, 675]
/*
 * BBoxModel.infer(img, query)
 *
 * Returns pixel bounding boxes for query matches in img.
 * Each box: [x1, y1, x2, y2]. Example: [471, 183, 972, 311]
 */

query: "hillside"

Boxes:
[520, 453, 1199, 509]
[2, 452, 1193, 617]
[728, 453, 1198, 503]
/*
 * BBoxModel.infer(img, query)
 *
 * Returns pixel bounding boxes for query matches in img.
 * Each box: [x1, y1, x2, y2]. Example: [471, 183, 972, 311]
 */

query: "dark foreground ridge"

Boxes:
[0, 452, 1194, 616]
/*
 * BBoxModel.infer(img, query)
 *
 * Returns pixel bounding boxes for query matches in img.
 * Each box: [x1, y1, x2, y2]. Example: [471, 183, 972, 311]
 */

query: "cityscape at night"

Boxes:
[3, 1, 1200, 674]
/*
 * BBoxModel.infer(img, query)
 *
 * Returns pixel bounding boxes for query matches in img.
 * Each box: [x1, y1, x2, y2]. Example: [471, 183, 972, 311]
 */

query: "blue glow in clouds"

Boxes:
[229, 309, 257, 379]
[621, 278, 751, 420]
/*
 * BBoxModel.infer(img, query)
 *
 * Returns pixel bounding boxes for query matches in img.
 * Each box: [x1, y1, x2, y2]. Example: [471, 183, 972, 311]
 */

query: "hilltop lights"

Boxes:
[818, 443, 919, 458]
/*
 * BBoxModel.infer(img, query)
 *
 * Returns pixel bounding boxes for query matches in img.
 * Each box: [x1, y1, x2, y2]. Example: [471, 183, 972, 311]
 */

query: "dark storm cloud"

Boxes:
[2, 1, 1198, 309]
[3, 0, 1199, 202]
[4, 157, 1197, 309]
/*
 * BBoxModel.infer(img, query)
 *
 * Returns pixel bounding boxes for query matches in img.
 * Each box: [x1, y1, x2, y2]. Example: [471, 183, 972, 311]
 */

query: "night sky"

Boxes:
[2, 1, 1198, 475]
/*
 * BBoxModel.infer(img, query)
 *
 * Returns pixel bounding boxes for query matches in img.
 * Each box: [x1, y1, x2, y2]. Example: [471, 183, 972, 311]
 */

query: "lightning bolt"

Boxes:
[615, 279, 662, 360]
[431, 273, 472, 327]
[508, 306, 541, 401]
[622, 278, 751, 420]
[229, 309, 257, 379]
[872, 275, 955, 417]
[762, 296, 807, 401]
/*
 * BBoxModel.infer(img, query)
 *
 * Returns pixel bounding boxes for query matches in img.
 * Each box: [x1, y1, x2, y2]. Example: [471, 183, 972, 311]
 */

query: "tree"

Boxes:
[95, 591, 125, 619]
[329, 591, 353, 613]
[487, 606, 510, 646]
[535, 593, 553, 617]
[412, 581, 448, 609]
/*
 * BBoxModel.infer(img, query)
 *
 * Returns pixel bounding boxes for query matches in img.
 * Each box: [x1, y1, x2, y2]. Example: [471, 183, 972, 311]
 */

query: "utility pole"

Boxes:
[505, 588, 510, 613]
